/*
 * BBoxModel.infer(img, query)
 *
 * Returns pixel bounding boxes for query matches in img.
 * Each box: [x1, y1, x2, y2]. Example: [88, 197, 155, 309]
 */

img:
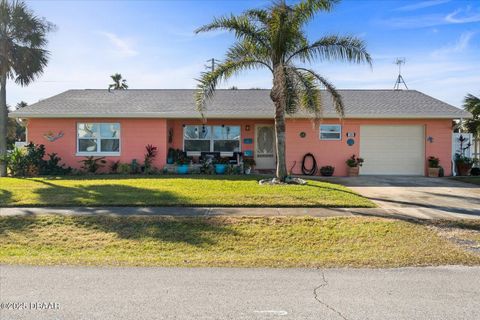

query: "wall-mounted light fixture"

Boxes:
[245, 125, 251, 131]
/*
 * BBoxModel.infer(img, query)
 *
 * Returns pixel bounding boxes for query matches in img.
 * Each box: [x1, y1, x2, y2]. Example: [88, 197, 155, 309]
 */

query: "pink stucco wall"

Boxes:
[27, 118, 168, 171]
[26, 117, 453, 176]
[285, 118, 453, 176]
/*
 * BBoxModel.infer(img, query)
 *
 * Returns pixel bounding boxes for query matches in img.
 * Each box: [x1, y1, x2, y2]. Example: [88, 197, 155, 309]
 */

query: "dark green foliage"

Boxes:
[463, 93, 480, 137]
[0, 143, 70, 176]
[80, 156, 107, 174]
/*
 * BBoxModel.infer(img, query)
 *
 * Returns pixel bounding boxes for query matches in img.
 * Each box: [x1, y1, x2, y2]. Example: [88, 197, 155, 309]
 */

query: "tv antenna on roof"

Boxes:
[393, 57, 408, 90]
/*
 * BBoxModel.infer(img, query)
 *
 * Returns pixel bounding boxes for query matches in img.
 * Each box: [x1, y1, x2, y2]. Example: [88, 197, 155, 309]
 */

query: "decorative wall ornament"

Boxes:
[346, 132, 356, 137]
[347, 138, 355, 146]
[299, 132, 306, 138]
[43, 131, 64, 142]
[427, 136, 434, 143]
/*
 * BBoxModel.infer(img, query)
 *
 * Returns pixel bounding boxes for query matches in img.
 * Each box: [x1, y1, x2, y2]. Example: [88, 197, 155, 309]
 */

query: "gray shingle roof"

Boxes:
[10, 89, 471, 119]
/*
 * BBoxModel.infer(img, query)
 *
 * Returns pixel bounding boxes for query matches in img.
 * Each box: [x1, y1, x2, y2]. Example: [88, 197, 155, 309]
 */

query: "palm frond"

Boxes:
[195, 14, 267, 46]
[463, 94, 480, 114]
[286, 35, 372, 65]
[195, 59, 269, 115]
[225, 41, 272, 72]
[285, 67, 321, 117]
[293, 0, 338, 24]
[296, 67, 344, 117]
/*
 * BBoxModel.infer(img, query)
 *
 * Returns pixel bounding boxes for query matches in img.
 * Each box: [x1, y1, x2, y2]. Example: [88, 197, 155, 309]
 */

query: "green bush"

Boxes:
[0, 143, 71, 176]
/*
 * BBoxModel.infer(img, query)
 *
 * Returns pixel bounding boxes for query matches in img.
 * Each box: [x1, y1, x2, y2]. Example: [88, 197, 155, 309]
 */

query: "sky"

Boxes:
[6, 0, 480, 108]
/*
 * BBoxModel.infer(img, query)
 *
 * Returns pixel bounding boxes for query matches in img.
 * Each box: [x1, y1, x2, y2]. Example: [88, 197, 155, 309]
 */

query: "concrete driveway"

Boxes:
[327, 176, 480, 220]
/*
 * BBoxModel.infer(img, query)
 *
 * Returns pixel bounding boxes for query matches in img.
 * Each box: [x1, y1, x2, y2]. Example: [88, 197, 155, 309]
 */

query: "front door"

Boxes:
[255, 125, 276, 169]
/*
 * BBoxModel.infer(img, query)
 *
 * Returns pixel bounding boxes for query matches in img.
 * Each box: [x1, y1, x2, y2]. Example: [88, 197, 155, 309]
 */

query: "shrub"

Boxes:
[471, 167, 480, 176]
[0, 143, 70, 176]
[110, 160, 120, 174]
[41, 153, 71, 175]
[144, 144, 158, 172]
[118, 163, 131, 174]
[79, 156, 106, 174]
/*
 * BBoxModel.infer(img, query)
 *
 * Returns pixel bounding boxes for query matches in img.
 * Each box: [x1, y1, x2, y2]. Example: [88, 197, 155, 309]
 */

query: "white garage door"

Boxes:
[360, 125, 425, 175]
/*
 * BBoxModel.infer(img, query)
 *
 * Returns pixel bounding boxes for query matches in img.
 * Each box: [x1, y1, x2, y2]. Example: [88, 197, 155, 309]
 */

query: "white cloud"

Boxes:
[98, 31, 138, 57]
[395, 0, 450, 12]
[379, 6, 480, 29]
[445, 7, 480, 23]
[431, 31, 476, 58]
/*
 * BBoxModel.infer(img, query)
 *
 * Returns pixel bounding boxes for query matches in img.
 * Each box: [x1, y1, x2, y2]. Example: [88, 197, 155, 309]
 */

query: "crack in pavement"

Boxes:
[314, 270, 349, 320]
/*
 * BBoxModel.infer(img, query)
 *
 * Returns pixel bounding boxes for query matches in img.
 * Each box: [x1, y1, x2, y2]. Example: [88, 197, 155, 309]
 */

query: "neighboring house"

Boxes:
[9, 89, 472, 176]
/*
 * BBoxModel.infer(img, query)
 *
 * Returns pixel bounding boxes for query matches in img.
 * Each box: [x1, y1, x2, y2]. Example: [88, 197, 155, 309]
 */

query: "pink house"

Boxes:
[10, 89, 471, 176]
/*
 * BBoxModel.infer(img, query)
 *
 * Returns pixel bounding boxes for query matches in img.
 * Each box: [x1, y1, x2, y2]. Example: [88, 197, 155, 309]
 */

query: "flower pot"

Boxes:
[456, 163, 472, 176]
[244, 167, 251, 175]
[214, 164, 227, 174]
[176, 164, 189, 174]
[428, 167, 440, 177]
[347, 166, 359, 177]
[320, 168, 335, 177]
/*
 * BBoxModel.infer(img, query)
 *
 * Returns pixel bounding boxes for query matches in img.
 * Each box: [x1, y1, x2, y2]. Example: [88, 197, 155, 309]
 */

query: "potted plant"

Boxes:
[214, 157, 230, 174]
[243, 158, 256, 174]
[319, 165, 335, 177]
[427, 156, 440, 177]
[455, 153, 474, 176]
[176, 157, 190, 174]
[345, 155, 364, 177]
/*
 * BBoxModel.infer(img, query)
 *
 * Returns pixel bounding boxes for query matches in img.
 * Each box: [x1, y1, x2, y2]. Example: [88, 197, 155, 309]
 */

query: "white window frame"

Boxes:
[319, 124, 342, 141]
[76, 122, 121, 156]
[183, 125, 241, 156]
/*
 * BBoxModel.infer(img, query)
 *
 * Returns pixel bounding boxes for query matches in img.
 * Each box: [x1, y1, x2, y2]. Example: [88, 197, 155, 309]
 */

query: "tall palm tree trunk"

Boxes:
[0, 74, 7, 176]
[271, 66, 288, 181]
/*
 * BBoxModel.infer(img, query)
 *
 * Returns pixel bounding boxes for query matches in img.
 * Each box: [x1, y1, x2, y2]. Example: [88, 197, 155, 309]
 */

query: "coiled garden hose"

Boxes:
[301, 153, 317, 176]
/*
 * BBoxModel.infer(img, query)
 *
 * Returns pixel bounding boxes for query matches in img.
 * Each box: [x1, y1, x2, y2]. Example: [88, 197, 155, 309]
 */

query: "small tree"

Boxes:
[108, 73, 128, 91]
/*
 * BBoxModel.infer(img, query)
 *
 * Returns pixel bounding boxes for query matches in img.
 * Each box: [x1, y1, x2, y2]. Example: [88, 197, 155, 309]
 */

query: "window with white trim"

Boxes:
[183, 125, 241, 153]
[320, 125, 342, 140]
[77, 123, 120, 154]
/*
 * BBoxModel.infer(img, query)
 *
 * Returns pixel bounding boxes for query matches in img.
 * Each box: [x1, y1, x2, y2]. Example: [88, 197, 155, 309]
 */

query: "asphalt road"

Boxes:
[1, 266, 479, 320]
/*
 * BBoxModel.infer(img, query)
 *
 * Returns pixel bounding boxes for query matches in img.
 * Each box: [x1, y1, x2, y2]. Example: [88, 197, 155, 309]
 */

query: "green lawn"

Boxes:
[0, 175, 374, 208]
[452, 176, 480, 186]
[0, 215, 478, 268]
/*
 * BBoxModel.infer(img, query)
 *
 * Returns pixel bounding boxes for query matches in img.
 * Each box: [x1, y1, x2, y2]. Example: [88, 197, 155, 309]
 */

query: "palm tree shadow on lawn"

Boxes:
[32, 179, 191, 207]
[25, 180, 237, 246]
[71, 215, 237, 246]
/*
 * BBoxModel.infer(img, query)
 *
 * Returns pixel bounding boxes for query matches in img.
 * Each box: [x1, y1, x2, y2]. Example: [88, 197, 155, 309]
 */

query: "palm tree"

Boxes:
[0, 0, 55, 176]
[463, 93, 480, 136]
[463, 93, 480, 156]
[195, 0, 371, 181]
[108, 73, 128, 91]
